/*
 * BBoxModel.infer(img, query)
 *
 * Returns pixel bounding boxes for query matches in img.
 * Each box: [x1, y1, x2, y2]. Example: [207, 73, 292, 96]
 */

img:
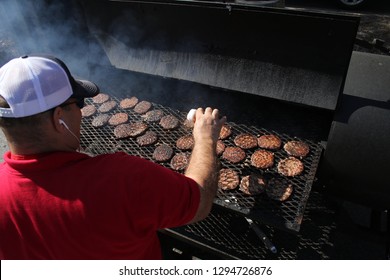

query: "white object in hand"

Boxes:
[186, 109, 197, 122]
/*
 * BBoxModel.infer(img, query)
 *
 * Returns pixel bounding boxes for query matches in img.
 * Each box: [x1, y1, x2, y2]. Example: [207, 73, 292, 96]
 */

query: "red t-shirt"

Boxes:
[0, 151, 200, 259]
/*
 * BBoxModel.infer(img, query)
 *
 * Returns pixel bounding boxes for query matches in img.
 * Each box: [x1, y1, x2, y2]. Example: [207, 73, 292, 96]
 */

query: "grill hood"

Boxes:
[83, 0, 359, 111]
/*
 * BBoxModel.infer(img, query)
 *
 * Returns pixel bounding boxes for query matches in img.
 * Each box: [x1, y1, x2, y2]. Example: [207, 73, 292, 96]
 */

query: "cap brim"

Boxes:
[72, 79, 100, 98]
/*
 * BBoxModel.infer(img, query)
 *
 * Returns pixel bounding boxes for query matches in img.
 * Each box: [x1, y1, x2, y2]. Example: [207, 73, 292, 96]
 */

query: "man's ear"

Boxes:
[52, 107, 64, 132]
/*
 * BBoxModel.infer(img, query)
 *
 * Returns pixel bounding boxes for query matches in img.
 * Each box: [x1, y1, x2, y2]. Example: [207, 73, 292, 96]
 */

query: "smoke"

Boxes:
[0, 0, 98, 79]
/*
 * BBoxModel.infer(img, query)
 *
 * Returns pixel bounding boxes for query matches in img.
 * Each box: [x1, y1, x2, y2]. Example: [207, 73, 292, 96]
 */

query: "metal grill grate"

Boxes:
[80, 96, 323, 232]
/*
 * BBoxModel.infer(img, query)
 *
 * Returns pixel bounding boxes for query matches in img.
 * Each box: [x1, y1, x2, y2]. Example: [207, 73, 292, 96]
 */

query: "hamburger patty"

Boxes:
[91, 114, 110, 128]
[134, 101, 152, 114]
[108, 112, 128, 126]
[239, 173, 267, 195]
[119, 97, 139, 109]
[219, 124, 232, 140]
[113, 122, 148, 139]
[136, 131, 158, 146]
[216, 140, 226, 156]
[183, 119, 194, 129]
[81, 104, 96, 118]
[234, 133, 258, 149]
[250, 149, 274, 169]
[92, 93, 110, 104]
[176, 135, 194, 151]
[159, 115, 180, 130]
[170, 153, 190, 171]
[218, 168, 240, 190]
[258, 134, 282, 150]
[222, 146, 246, 163]
[283, 140, 310, 158]
[153, 144, 174, 162]
[142, 109, 164, 122]
[266, 178, 293, 202]
[277, 157, 304, 177]
[98, 100, 117, 113]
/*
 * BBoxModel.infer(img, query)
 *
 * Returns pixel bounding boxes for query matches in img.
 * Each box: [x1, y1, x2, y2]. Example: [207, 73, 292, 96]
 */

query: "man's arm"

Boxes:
[185, 107, 226, 223]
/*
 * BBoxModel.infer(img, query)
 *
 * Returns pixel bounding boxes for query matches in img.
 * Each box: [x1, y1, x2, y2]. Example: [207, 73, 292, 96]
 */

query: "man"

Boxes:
[0, 55, 226, 259]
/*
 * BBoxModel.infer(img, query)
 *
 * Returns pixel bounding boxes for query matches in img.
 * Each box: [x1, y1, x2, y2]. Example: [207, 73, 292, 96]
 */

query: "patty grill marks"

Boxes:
[159, 115, 180, 130]
[108, 112, 128, 126]
[136, 131, 158, 146]
[222, 147, 246, 163]
[91, 114, 110, 128]
[142, 109, 164, 122]
[258, 134, 282, 150]
[277, 157, 304, 177]
[92, 93, 110, 104]
[98, 100, 117, 113]
[218, 168, 240, 190]
[170, 153, 190, 171]
[120, 96, 139, 109]
[250, 149, 274, 169]
[113, 121, 148, 139]
[219, 124, 232, 140]
[284, 140, 310, 158]
[234, 133, 258, 149]
[134, 101, 152, 114]
[81, 105, 96, 118]
[153, 144, 174, 162]
[176, 135, 194, 151]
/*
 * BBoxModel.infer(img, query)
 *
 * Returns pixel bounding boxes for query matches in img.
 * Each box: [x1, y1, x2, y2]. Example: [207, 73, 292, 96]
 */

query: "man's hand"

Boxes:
[185, 107, 226, 223]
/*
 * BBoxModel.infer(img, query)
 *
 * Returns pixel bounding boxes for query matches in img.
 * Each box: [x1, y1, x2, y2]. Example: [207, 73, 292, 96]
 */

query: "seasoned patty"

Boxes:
[134, 100, 152, 114]
[216, 140, 226, 156]
[283, 140, 310, 158]
[153, 144, 174, 162]
[219, 124, 232, 140]
[222, 146, 246, 163]
[159, 115, 180, 130]
[142, 109, 164, 122]
[81, 104, 96, 118]
[234, 133, 258, 149]
[91, 114, 110, 128]
[218, 168, 240, 190]
[98, 100, 117, 113]
[250, 149, 274, 169]
[183, 119, 194, 129]
[258, 134, 282, 150]
[277, 157, 304, 177]
[176, 135, 194, 151]
[136, 131, 158, 146]
[108, 112, 128, 126]
[266, 178, 293, 202]
[92, 93, 110, 104]
[239, 173, 267, 195]
[113, 122, 148, 139]
[119, 97, 139, 109]
[170, 153, 190, 171]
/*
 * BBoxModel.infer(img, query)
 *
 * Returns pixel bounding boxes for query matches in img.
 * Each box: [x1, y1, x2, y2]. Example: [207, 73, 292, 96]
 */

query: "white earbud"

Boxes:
[59, 119, 80, 151]
[59, 119, 69, 129]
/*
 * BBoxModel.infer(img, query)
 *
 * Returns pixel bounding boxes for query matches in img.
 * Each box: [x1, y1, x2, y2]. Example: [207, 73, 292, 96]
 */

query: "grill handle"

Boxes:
[245, 217, 277, 254]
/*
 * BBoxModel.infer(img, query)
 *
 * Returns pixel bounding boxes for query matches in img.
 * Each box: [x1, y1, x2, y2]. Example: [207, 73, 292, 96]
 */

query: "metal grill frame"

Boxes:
[80, 96, 323, 232]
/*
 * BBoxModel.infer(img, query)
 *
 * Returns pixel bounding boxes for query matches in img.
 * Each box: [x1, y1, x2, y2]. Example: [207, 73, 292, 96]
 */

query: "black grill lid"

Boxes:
[87, 0, 359, 110]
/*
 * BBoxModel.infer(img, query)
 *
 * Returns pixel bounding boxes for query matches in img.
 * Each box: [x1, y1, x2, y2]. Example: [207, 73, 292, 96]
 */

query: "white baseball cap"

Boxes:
[0, 54, 99, 118]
